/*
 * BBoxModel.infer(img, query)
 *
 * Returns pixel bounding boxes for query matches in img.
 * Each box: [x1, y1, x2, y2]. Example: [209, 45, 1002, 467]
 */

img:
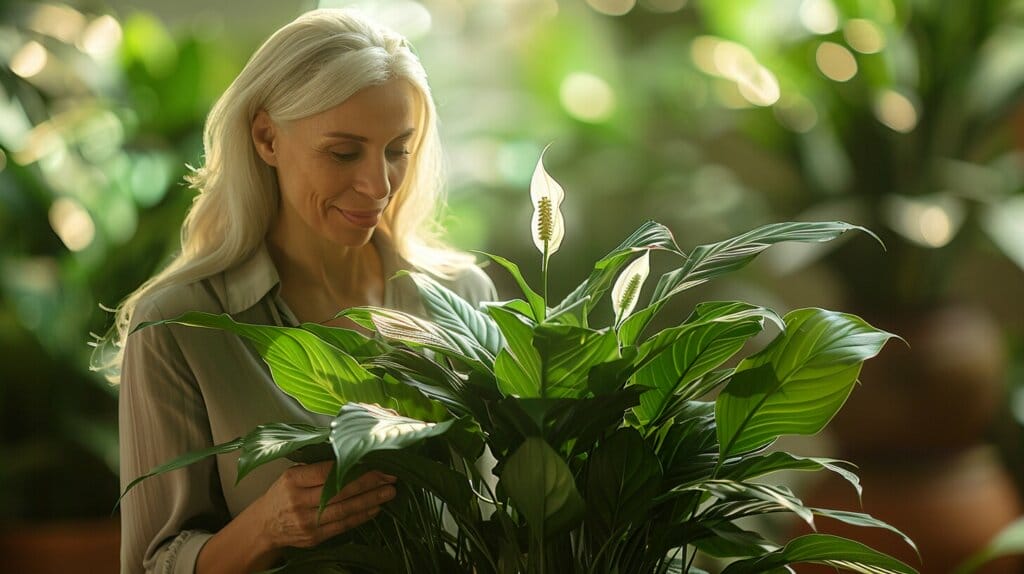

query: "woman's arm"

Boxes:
[119, 300, 230, 574]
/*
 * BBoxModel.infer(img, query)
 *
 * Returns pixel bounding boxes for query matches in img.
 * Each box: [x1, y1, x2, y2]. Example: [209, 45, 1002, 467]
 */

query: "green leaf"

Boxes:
[361, 449, 476, 517]
[956, 517, 1024, 573]
[140, 312, 390, 415]
[621, 221, 874, 343]
[812, 508, 919, 560]
[716, 308, 897, 457]
[694, 479, 816, 531]
[117, 437, 243, 507]
[402, 271, 504, 356]
[533, 324, 620, 399]
[299, 323, 389, 359]
[585, 428, 663, 539]
[721, 452, 862, 502]
[720, 534, 918, 574]
[693, 522, 780, 558]
[654, 401, 718, 487]
[631, 302, 780, 425]
[550, 220, 680, 322]
[488, 306, 542, 397]
[500, 436, 585, 537]
[237, 423, 330, 483]
[342, 306, 492, 374]
[474, 251, 546, 321]
[321, 403, 454, 511]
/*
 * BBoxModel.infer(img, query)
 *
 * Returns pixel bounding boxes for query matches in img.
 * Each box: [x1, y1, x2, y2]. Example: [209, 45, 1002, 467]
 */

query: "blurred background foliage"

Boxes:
[1, 0, 1023, 566]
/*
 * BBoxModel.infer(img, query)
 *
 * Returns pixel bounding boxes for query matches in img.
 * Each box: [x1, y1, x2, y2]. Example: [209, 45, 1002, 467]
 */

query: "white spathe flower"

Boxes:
[530, 147, 565, 256]
[612, 250, 650, 325]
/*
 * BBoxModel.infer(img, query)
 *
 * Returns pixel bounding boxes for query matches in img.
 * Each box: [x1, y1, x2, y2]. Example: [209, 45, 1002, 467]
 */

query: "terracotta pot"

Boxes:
[0, 517, 120, 574]
[795, 446, 1023, 574]
[828, 304, 1007, 457]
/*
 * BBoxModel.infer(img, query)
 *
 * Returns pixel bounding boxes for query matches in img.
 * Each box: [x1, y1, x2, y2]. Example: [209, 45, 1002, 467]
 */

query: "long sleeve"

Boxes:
[119, 298, 230, 574]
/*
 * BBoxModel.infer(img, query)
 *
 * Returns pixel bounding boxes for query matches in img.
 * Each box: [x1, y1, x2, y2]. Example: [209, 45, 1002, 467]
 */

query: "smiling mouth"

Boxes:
[336, 208, 382, 229]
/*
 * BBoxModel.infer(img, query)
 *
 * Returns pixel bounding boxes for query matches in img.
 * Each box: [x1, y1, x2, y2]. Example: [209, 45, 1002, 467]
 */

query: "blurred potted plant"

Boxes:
[0, 2, 246, 571]
[124, 153, 919, 573]
[687, 0, 1024, 569]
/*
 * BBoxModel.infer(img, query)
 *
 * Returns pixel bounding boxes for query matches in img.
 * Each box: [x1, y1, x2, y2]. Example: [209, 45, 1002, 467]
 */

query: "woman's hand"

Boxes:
[252, 461, 398, 551]
[197, 462, 397, 574]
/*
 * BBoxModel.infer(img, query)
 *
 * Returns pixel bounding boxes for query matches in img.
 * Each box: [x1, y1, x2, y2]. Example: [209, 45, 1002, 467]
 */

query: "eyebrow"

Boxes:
[322, 128, 416, 142]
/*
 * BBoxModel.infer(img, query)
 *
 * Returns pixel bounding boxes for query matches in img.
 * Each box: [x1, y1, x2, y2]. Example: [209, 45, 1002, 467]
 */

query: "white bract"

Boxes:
[612, 250, 650, 325]
[530, 147, 566, 256]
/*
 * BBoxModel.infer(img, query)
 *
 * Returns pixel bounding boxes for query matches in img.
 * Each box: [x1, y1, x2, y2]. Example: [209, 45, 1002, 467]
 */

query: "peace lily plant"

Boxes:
[122, 150, 920, 573]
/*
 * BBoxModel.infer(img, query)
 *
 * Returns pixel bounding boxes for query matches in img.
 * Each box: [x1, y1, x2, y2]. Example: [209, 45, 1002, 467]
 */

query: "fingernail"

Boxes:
[382, 474, 397, 484]
[379, 486, 396, 501]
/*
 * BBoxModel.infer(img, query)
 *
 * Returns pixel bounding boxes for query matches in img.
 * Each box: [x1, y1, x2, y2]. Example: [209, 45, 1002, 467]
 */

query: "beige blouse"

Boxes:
[119, 233, 496, 574]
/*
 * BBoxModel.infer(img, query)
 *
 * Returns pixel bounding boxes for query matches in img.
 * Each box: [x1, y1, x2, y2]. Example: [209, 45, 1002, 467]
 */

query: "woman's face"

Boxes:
[254, 78, 418, 247]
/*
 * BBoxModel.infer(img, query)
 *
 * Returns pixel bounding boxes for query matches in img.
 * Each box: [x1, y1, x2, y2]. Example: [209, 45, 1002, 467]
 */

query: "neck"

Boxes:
[265, 213, 381, 301]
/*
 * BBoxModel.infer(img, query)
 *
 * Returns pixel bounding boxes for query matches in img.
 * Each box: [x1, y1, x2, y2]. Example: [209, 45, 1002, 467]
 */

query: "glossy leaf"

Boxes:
[321, 403, 454, 511]
[501, 436, 585, 537]
[585, 427, 662, 539]
[631, 302, 779, 425]
[716, 308, 897, 457]
[533, 324, 619, 399]
[721, 534, 917, 574]
[551, 220, 680, 322]
[118, 437, 243, 506]
[237, 423, 330, 482]
[488, 306, 542, 397]
[342, 306, 491, 373]
[403, 271, 504, 356]
[141, 312, 391, 415]
[475, 251, 545, 321]
[620, 221, 874, 343]
[721, 452, 862, 502]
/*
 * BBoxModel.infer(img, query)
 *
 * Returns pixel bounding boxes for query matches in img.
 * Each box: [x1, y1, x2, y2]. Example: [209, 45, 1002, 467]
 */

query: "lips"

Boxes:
[337, 208, 382, 229]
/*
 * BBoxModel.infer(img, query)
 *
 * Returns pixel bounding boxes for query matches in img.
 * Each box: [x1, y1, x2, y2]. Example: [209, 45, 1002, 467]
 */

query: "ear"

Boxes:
[251, 110, 278, 167]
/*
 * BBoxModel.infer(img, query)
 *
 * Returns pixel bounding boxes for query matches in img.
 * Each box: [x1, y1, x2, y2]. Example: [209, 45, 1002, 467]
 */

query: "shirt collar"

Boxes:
[220, 231, 406, 315]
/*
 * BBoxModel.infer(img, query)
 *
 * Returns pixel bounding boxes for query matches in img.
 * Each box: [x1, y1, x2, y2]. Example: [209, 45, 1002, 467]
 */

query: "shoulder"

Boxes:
[130, 279, 224, 331]
[439, 264, 497, 307]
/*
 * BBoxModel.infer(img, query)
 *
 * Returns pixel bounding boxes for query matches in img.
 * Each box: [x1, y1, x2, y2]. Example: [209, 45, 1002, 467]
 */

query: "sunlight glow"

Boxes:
[816, 42, 858, 82]
[874, 90, 918, 133]
[844, 19, 885, 54]
[586, 0, 637, 16]
[560, 72, 616, 122]
[49, 197, 96, 252]
[79, 15, 123, 58]
[28, 4, 87, 43]
[11, 41, 48, 79]
[799, 0, 839, 35]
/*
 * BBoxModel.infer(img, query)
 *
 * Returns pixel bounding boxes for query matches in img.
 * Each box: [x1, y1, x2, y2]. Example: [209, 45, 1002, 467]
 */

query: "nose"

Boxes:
[353, 153, 392, 201]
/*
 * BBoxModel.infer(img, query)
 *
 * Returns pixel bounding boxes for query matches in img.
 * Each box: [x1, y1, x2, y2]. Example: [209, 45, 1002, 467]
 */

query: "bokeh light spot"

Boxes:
[586, 0, 637, 16]
[844, 19, 885, 54]
[816, 42, 858, 82]
[11, 41, 48, 79]
[874, 90, 918, 133]
[799, 0, 839, 35]
[79, 15, 123, 58]
[560, 72, 616, 122]
[49, 197, 96, 252]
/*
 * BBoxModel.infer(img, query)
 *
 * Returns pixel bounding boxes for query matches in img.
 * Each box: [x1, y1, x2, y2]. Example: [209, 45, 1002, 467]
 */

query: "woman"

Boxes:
[105, 9, 496, 574]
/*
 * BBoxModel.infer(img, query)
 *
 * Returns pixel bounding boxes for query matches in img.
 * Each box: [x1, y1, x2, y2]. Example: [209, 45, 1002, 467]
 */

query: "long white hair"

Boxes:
[93, 8, 473, 382]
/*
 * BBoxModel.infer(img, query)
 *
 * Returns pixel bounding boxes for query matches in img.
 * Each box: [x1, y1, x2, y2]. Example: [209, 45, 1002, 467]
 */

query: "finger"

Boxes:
[332, 471, 397, 502]
[320, 484, 396, 524]
[284, 461, 334, 488]
[314, 506, 382, 544]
